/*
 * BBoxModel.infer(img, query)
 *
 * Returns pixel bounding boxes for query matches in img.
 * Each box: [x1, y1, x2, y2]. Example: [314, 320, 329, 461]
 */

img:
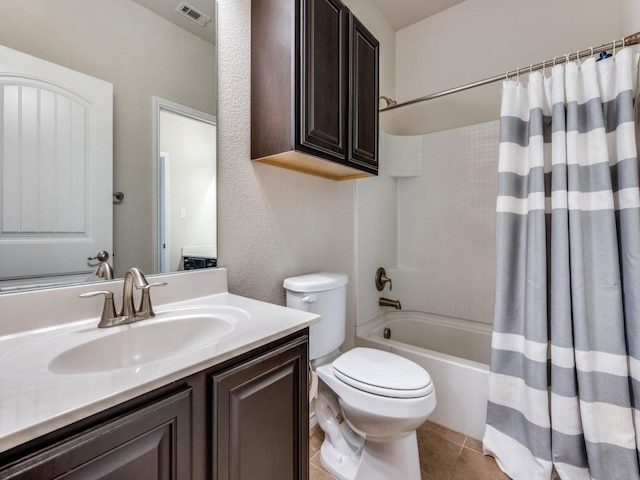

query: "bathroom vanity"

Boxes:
[0, 268, 317, 480]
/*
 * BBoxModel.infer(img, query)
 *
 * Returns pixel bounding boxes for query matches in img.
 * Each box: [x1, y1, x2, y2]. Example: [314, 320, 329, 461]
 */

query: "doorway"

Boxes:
[153, 97, 216, 273]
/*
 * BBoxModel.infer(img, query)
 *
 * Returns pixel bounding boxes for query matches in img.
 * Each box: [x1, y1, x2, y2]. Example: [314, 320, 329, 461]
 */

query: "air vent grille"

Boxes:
[175, 2, 211, 27]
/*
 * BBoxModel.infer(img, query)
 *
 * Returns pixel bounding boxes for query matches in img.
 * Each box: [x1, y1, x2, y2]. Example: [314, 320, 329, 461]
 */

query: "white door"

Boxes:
[0, 44, 113, 279]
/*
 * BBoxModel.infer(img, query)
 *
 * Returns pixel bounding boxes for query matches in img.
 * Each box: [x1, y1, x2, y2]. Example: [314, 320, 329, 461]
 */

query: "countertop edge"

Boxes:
[0, 320, 315, 454]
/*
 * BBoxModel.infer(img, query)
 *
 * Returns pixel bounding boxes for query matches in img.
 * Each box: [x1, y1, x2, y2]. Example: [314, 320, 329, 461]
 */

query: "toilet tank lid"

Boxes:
[283, 272, 348, 292]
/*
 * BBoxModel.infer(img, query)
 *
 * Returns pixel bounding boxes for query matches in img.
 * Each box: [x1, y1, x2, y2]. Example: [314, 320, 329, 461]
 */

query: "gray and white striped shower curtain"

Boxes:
[483, 48, 640, 480]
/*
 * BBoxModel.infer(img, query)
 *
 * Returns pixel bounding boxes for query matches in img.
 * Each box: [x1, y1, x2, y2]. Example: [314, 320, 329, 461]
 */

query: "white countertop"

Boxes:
[0, 268, 319, 453]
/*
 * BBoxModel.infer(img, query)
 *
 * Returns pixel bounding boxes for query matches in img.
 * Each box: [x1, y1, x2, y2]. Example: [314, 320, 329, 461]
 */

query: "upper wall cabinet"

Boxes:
[251, 0, 379, 180]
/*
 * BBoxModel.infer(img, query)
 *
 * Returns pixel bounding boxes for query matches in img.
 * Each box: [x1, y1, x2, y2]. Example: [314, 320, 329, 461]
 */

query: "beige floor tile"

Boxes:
[450, 448, 511, 480]
[311, 420, 506, 480]
[310, 462, 337, 480]
[310, 424, 325, 458]
[417, 426, 464, 480]
[420, 421, 466, 446]
[310, 451, 324, 469]
[464, 436, 484, 454]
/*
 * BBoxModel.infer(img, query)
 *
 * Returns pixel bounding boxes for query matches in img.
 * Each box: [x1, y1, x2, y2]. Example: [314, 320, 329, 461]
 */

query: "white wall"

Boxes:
[160, 111, 217, 271]
[0, 0, 216, 276]
[620, 0, 640, 36]
[392, 0, 621, 135]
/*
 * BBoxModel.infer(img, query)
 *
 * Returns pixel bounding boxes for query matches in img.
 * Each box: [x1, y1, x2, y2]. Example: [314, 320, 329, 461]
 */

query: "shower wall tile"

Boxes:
[396, 120, 499, 324]
[385, 132, 422, 177]
[355, 132, 398, 327]
[355, 123, 499, 328]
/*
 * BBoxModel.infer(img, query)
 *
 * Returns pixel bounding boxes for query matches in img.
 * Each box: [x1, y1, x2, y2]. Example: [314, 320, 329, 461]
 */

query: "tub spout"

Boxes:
[379, 297, 401, 309]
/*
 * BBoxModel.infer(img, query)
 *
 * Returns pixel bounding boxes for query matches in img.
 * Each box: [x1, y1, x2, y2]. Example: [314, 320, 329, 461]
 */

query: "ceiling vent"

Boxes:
[175, 2, 211, 27]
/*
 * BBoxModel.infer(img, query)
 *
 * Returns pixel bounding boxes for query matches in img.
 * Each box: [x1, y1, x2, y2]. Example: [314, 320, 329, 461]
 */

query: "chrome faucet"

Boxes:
[120, 267, 150, 318]
[120, 267, 168, 321]
[95, 261, 114, 280]
[80, 267, 167, 328]
[379, 297, 402, 310]
[88, 250, 114, 280]
[375, 267, 392, 291]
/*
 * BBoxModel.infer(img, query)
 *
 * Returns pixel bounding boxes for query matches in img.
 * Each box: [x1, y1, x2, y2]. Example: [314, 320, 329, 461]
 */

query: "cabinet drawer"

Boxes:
[0, 389, 192, 480]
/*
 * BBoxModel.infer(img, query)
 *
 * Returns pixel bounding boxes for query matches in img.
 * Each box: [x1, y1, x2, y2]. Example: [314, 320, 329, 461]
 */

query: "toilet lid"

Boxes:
[332, 348, 433, 399]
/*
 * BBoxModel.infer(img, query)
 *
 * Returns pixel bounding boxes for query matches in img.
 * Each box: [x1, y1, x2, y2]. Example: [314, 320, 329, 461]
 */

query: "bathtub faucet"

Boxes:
[379, 297, 402, 310]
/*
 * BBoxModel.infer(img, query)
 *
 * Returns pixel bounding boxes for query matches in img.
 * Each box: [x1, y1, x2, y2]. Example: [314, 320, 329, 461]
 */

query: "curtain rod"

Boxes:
[380, 31, 640, 113]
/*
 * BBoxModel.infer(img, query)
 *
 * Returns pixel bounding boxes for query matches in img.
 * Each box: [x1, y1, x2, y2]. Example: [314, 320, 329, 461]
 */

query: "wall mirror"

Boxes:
[0, 0, 217, 292]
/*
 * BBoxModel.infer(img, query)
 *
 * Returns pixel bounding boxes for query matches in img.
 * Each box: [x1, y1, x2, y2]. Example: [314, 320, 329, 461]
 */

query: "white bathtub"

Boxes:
[355, 311, 491, 440]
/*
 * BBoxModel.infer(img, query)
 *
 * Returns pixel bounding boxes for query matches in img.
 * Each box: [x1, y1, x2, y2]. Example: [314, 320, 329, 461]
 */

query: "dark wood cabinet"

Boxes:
[211, 337, 308, 480]
[299, 0, 349, 162]
[0, 390, 192, 480]
[251, 0, 379, 180]
[349, 14, 379, 170]
[0, 330, 309, 480]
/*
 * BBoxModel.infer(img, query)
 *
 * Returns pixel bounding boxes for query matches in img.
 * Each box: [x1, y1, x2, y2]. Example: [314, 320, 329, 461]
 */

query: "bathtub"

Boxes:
[355, 311, 491, 440]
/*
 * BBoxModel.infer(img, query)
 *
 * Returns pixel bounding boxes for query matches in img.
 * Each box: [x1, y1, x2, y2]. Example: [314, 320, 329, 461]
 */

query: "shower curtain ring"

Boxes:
[590, 47, 594, 58]
[516, 67, 520, 82]
[613, 40, 616, 56]
[542, 60, 546, 76]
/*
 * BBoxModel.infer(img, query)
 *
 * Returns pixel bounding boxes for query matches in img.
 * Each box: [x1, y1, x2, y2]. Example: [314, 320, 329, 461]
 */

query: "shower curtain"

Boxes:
[484, 47, 640, 480]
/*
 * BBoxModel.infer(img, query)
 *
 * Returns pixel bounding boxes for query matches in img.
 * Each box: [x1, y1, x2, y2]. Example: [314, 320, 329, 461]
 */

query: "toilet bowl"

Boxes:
[315, 348, 436, 480]
[283, 273, 436, 480]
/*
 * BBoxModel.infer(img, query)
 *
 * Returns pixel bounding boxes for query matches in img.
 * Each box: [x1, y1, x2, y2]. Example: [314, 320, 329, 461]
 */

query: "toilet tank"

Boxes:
[284, 273, 348, 361]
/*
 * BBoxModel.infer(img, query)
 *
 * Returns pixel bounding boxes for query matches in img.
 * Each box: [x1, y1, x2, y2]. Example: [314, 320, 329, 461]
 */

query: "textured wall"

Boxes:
[217, 0, 357, 345]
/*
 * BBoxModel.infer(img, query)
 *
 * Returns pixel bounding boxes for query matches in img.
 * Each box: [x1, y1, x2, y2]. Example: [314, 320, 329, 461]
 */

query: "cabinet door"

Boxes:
[349, 15, 379, 171]
[299, 0, 349, 162]
[211, 337, 309, 480]
[0, 389, 191, 480]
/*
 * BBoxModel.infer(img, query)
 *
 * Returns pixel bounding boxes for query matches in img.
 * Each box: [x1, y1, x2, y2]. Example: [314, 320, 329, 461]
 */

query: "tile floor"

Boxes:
[309, 420, 511, 480]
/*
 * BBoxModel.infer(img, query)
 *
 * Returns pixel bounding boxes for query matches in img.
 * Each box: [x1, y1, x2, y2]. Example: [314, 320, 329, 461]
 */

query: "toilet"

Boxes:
[284, 273, 436, 480]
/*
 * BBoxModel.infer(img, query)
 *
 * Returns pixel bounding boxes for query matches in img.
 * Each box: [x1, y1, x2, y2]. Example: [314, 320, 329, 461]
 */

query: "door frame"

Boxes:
[151, 96, 216, 273]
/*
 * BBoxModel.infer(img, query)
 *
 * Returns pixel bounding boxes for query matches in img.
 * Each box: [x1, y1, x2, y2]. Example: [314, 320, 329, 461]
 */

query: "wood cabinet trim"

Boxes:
[0, 389, 192, 480]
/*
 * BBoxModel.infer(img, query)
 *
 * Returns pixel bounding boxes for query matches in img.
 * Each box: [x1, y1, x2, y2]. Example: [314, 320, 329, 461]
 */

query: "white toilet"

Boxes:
[284, 273, 436, 480]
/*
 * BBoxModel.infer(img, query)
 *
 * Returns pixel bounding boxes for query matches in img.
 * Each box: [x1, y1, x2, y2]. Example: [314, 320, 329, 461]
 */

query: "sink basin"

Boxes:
[48, 308, 243, 375]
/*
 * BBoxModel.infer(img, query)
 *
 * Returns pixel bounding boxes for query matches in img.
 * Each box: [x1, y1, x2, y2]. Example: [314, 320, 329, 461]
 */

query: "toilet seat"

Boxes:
[332, 348, 433, 399]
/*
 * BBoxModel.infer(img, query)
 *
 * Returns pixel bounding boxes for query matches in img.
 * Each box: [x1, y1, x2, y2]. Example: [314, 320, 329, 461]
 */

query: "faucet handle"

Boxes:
[80, 290, 119, 328]
[375, 267, 392, 291]
[138, 282, 168, 319]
